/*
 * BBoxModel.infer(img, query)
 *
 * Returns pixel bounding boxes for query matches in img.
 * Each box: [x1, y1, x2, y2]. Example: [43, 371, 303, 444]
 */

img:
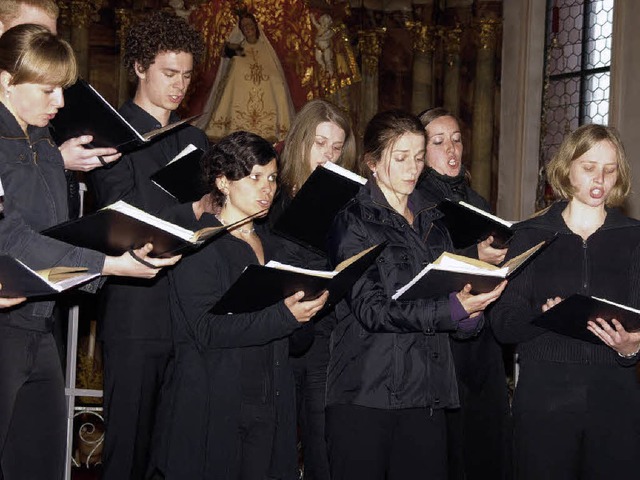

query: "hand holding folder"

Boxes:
[533, 294, 640, 344]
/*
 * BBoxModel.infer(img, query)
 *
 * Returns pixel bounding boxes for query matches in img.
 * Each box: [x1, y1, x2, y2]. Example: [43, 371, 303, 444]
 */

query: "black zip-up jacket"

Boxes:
[326, 181, 477, 411]
[490, 201, 640, 366]
[0, 102, 105, 331]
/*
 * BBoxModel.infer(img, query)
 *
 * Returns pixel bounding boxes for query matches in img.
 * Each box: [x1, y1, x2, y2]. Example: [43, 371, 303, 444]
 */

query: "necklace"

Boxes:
[216, 215, 256, 235]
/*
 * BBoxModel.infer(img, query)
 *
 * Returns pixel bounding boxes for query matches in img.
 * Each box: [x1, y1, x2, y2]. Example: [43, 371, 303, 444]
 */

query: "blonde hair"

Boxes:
[0, 23, 77, 88]
[547, 123, 631, 207]
[0, 0, 59, 25]
[279, 99, 356, 197]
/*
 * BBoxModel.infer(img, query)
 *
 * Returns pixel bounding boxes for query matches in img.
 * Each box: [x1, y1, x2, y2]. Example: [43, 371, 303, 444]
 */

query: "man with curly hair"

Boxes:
[88, 11, 209, 480]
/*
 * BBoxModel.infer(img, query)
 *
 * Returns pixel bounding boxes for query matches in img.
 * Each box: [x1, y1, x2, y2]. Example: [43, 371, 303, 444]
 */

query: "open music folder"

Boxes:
[392, 240, 548, 300]
[42, 201, 261, 258]
[150, 144, 208, 203]
[533, 294, 640, 343]
[272, 162, 367, 254]
[0, 255, 99, 297]
[50, 79, 197, 152]
[436, 199, 515, 249]
[212, 243, 386, 314]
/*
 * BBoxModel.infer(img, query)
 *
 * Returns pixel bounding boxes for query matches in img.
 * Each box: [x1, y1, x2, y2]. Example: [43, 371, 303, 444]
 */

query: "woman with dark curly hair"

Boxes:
[149, 130, 328, 480]
[87, 11, 210, 480]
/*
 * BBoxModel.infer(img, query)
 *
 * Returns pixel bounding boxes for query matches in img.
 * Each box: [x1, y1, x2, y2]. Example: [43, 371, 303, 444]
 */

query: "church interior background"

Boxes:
[53, 0, 640, 476]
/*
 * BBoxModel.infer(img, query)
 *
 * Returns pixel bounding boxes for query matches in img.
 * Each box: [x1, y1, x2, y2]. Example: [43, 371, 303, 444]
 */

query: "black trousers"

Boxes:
[326, 404, 447, 480]
[0, 325, 66, 480]
[101, 339, 172, 480]
[236, 403, 277, 480]
[292, 335, 330, 480]
[447, 330, 512, 480]
[513, 360, 640, 480]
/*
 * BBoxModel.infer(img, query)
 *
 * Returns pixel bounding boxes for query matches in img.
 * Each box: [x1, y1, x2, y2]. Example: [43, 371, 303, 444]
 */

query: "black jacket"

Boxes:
[416, 166, 491, 258]
[417, 166, 508, 395]
[89, 100, 208, 341]
[151, 217, 301, 479]
[0, 102, 105, 331]
[491, 201, 640, 366]
[325, 181, 475, 411]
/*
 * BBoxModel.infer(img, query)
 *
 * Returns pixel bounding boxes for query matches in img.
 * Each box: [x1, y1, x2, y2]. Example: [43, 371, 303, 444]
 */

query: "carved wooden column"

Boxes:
[442, 24, 462, 117]
[471, 18, 500, 200]
[69, 0, 96, 80]
[57, 2, 71, 42]
[406, 22, 436, 114]
[358, 28, 386, 129]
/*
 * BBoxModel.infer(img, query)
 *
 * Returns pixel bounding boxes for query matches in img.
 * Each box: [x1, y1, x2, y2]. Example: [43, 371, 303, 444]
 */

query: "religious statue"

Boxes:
[311, 13, 336, 77]
[195, 10, 295, 142]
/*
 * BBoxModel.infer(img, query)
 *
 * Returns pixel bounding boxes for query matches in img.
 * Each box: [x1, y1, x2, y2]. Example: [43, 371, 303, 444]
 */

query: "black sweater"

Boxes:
[490, 201, 640, 366]
[89, 100, 208, 341]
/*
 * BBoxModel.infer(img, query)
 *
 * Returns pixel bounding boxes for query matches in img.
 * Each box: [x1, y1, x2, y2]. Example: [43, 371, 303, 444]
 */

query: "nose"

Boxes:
[408, 158, 420, 177]
[52, 88, 64, 108]
[175, 75, 187, 92]
[261, 178, 274, 195]
[323, 143, 334, 161]
[594, 169, 605, 184]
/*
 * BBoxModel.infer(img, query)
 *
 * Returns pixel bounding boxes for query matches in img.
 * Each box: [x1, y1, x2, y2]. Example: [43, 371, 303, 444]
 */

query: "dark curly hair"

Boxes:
[123, 11, 204, 77]
[201, 131, 278, 207]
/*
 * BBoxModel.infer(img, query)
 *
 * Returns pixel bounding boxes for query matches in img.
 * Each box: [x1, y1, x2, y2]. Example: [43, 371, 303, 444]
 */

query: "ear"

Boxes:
[364, 153, 376, 175]
[215, 176, 229, 194]
[0, 71, 13, 94]
[134, 61, 146, 80]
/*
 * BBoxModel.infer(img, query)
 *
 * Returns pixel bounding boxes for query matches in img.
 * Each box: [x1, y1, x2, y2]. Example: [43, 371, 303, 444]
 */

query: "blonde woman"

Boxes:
[492, 124, 640, 479]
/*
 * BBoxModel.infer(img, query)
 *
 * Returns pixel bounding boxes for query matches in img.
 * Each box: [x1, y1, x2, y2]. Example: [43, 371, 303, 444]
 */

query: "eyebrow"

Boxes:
[161, 68, 193, 74]
[315, 135, 343, 142]
[429, 130, 461, 136]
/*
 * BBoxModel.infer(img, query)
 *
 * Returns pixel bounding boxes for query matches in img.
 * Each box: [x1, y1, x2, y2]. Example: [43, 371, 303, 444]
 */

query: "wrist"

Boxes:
[617, 344, 640, 359]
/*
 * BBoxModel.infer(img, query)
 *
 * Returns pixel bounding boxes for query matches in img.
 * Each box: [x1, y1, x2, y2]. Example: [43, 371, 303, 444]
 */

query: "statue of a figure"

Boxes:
[311, 13, 335, 77]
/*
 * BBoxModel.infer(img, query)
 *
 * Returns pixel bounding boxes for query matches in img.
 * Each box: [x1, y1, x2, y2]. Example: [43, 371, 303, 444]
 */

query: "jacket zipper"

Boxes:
[581, 238, 588, 293]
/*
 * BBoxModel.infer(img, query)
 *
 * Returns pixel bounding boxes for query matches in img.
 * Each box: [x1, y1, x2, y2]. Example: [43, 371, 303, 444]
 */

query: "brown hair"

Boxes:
[0, 0, 58, 25]
[362, 109, 424, 172]
[123, 11, 204, 77]
[279, 99, 356, 196]
[0, 23, 76, 87]
[547, 123, 631, 207]
[418, 107, 462, 132]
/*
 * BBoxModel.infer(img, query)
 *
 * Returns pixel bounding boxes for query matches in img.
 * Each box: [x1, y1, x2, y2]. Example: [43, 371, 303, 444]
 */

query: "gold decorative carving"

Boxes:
[441, 24, 463, 66]
[58, 2, 70, 28]
[358, 28, 386, 72]
[474, 17, 501, 50]
[70, 0, 101, 29]
[405, 21, 436, 55]
[115, 8, 133, 46]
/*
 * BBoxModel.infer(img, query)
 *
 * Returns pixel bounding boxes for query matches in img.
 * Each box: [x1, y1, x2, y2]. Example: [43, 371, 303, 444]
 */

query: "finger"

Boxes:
[132, 243, 154, 257]
[84, 147, 119, 157]
[609, 318, 629, 334]
[74, 135, 94, 146]
[101, 153, 121, 163]
[147, 254, 182, 267]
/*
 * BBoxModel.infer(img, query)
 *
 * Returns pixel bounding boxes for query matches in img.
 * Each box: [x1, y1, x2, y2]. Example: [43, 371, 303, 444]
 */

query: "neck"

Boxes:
[0, 97, 27, 134]
[376, 180, 411, 219]
[562, 200, 607, 239]
[217, 207, 255, 234]
[133, 92, 172, 127]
